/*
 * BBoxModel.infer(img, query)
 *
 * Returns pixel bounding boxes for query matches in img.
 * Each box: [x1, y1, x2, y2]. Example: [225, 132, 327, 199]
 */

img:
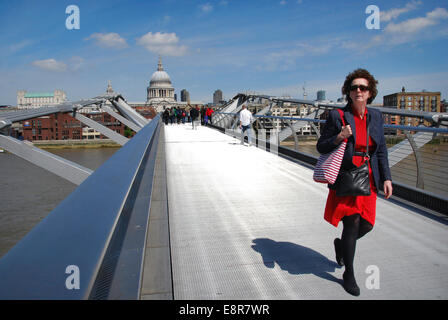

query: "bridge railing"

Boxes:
[0, 115, 162, 299]
[212, 109, 448, 215]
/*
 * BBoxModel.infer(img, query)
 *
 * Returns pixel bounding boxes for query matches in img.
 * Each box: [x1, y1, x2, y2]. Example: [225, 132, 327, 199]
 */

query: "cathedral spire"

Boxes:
[157, 55, 164, 71]
[106, 80, 114, 94]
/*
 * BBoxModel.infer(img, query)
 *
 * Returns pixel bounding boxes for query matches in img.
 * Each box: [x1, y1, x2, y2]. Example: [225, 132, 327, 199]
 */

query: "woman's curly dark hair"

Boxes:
[342, 68, 378, 105]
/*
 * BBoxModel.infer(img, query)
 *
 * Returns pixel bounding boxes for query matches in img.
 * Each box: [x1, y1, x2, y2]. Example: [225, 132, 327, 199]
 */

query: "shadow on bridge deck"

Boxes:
[147, 123, 448, 300]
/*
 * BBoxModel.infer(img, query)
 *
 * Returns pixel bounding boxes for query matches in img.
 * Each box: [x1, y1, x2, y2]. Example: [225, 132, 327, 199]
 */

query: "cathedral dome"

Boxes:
[149, 57, 173, 88]
[147, 56, 176, 106]
[150, 71, 172, 87]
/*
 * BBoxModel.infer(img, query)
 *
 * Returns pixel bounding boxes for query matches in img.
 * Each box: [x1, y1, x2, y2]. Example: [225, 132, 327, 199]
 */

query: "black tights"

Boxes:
[341, 214, 373, 278]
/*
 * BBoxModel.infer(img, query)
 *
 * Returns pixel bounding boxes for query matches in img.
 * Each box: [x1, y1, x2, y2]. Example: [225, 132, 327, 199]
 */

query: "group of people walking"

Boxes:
[162, 106, 214, 128]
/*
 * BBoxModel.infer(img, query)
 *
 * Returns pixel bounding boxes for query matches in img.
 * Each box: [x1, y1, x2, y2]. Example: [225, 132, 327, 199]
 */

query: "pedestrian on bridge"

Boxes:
[190, 107, 199, 130]
[200, 107, 205, 125]
[170, 107, 175, 124]
[181, 109, 186, 124]
[317, 68, 393, 296]
[239, 105, 253, 146]
[176, 108, 182, 124]
[206, 107, 214, 125]
[162, 108, 170, 125]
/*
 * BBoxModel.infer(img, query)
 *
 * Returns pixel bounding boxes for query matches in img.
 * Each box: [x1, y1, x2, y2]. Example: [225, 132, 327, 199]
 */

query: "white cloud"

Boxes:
[259, 71, 448, 103]
[280, 0, 286, 5]
[31, 57, 86, 73]
[8, 40, 33, 53]
[199, 3, 213, 13]
[261, 42, 333, 71]
[32, 59, 67, 72]
[69, 56, 85, 71]
[85, 32, 128, 49]
[380, 0, 422, 22]
[384, 7, 448, 36]
[356, 7, 448, 50]
[136, 32, 188, 56]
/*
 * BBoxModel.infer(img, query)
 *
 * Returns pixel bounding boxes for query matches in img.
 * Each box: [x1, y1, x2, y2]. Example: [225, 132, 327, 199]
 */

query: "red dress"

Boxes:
[324, 110, 378, 227]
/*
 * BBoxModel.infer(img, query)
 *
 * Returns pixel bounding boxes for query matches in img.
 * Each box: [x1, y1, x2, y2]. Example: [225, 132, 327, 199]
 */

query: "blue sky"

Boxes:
[1, 0, 447, 105]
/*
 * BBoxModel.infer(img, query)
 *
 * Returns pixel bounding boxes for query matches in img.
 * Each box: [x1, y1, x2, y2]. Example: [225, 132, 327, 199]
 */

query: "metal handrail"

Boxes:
[0, 115, 161, 299]
[0, 94, 147, 132]
[239, 93, 448, 124]
[0, 97, 114, 129]
[213, 110, 448, 213]
[215, 112, 448, 133]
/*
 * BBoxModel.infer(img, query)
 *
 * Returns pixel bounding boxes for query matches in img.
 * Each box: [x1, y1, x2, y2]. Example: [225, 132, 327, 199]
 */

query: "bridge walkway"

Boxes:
[152, 123, 448, 299]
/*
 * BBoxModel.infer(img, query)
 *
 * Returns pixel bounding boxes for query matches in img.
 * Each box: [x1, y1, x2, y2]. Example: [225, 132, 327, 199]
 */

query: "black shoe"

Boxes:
[343, 272, 360, 296]
[334, 238, 344, 267]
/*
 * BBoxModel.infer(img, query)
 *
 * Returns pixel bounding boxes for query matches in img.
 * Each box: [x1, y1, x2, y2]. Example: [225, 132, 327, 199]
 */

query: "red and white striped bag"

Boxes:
[313, 110, 346, 184]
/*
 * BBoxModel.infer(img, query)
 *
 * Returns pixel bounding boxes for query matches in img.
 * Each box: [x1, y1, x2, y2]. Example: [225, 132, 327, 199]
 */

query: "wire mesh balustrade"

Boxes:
[214, 106, 448, 200]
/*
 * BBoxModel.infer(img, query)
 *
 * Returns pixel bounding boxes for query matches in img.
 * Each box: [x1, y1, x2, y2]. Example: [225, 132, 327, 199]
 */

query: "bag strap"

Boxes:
[337, 109, 345, 126]
[365, 116, 370, 159]
[353, 114, 370, 160]
[337, 109, 347, 143]
[338, 108, 370, 160]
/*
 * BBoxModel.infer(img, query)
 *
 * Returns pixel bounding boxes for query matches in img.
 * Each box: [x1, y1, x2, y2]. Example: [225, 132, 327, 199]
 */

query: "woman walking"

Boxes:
[317, 68, 393, 296]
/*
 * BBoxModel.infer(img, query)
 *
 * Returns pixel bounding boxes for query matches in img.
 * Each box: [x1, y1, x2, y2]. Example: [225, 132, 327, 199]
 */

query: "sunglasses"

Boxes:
[350, 85, 369, 92]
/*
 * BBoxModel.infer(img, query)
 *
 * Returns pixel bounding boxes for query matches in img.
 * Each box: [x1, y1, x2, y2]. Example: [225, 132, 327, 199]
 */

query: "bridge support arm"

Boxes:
[101, 104, 141, 133]
[0, 135, 92, 185]
[74, 113, 129, 146]
[111, 97, 149, 128]
[278, 108, 325, 142]
[404, 131, 425, 189]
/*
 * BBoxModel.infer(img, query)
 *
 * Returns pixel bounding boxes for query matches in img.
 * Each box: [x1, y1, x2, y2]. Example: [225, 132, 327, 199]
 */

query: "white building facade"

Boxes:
[146, 57, 183, 112]
[17, 89, 67, 109]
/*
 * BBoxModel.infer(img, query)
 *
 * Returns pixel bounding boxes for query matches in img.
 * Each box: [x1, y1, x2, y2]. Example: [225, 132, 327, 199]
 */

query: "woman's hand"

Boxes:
[334, 125, 353, 144]
[383, 180, 393, 199]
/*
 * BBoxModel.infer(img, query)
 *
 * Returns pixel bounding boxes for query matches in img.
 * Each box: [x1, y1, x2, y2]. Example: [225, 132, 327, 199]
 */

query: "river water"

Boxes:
[0, 147, 119, 258]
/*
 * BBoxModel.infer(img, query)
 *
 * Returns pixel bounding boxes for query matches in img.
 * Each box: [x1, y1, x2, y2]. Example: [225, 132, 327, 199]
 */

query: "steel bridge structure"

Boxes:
[0, 92, 447, 299]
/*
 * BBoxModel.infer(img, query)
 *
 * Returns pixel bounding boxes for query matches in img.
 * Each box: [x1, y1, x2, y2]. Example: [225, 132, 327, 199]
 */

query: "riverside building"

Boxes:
[17, 90, 67, 109]
[383, 87, 441, 130]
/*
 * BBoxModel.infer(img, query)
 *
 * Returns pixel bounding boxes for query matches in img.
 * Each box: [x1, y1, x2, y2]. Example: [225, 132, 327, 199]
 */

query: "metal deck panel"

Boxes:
[165, 124, 448, 300]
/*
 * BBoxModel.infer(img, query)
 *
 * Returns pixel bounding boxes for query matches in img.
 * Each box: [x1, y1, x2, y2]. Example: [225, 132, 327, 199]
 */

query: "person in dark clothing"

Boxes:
[176, 108, 182, 124]
[170, 107, 175, 124]
[190, 107, 199, 129]
[200, 107, 205, 125]
[162, 109, 170, 125]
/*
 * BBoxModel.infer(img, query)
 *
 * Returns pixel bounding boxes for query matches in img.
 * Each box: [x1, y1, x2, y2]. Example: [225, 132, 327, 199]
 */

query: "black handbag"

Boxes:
[335, 117, 371, 197]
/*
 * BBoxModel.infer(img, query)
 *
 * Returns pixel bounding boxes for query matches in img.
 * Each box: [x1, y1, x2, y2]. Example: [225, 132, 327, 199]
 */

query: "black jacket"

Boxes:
[316, 105, 392, 191]
[190, 108, 199, 119]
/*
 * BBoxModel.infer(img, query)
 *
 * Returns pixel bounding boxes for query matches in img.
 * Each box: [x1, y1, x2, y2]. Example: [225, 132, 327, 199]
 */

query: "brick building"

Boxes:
[133, 105, 157, 119]
[383, 88, 441, 129]
[22, 112, 125, 141]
